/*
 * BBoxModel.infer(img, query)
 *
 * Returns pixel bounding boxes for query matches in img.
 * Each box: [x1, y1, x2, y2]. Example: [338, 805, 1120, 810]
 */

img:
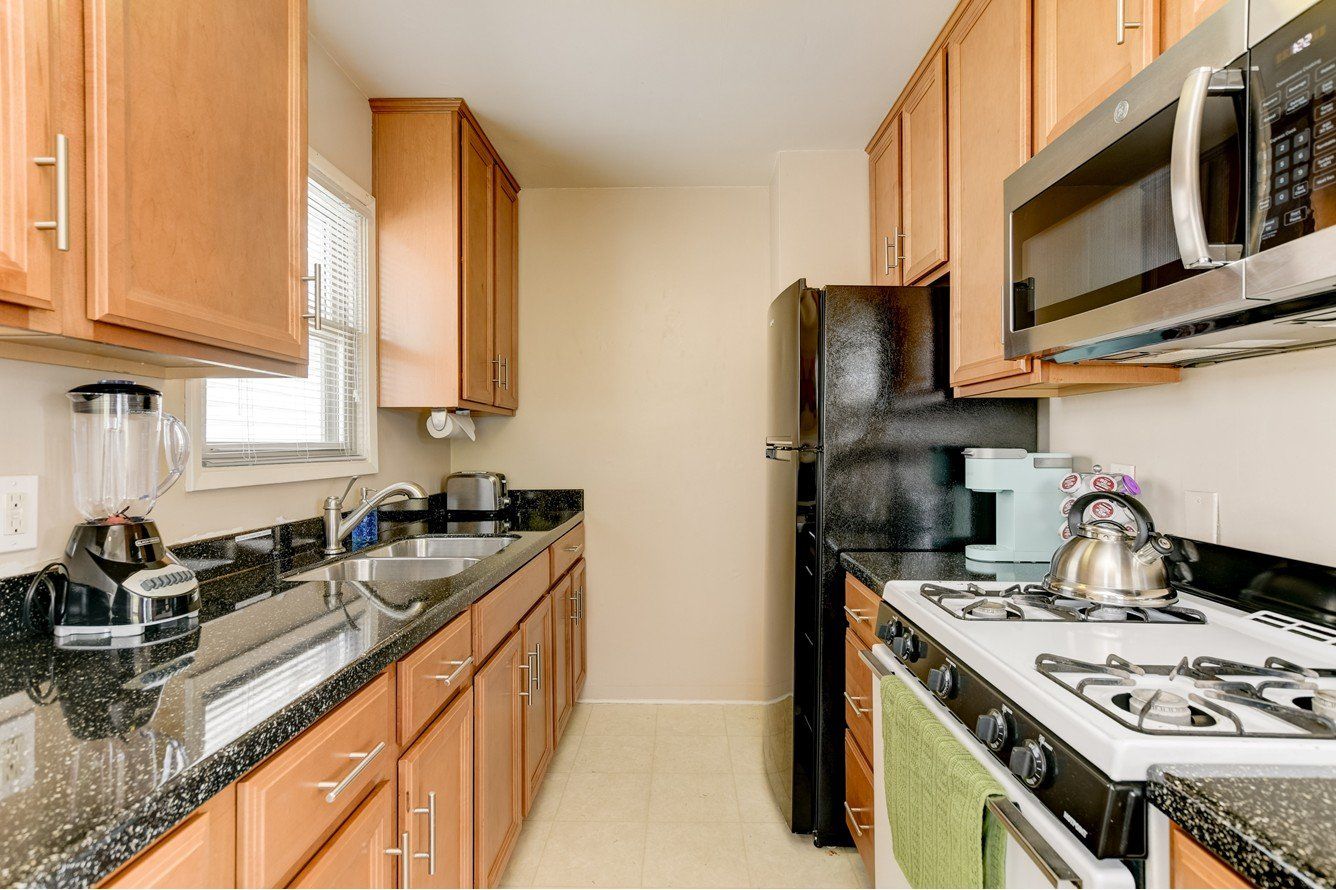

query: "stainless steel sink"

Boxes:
[287, 556, 480, 583]
[360, 535, 517, 560]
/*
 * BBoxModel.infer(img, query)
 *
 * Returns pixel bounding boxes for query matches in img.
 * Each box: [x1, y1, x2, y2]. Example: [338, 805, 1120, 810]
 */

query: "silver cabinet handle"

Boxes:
[385, 830, 412, 889]
[527, 643, 542, 692]
[986, 797, 1082, 888]
[316, 740, 385, 803]
[843, 606, 871, 624]
[882, 235, 892, 275]
[1170, 67, 1244, 269]
[519, 656, 533, 703]
[408, 791, 437, 876]
[491, 357, 501, 385]
[431, 656, 473, 686]
[843, 692, 870, 716]
[843, 802, 871, 836]
[1115, 0, 1141, 45]
[301, 263, 323, 331]
[571, 586, 583, 621]
[895, 229, 906, 266]
[500, 356, 510, 389]
[562, 544, 583, 554]
[33, 134, 69, 251]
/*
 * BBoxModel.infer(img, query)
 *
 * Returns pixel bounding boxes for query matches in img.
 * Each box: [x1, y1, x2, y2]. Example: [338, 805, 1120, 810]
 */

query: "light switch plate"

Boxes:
[1108, 462, 1136, 480]
[0, 477, 37, 553]
[1183, 490, 1219, 543]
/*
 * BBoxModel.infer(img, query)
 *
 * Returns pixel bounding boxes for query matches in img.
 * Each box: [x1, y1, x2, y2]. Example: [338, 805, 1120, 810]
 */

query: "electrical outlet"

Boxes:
[1108, 462, 1137, 480]
[1183, 490, 1220, 543]
[0, 476, 37, 554]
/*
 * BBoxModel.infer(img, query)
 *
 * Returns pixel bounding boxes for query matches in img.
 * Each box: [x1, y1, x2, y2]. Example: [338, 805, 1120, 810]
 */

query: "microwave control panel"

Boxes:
[1255, 3, 1336, 247]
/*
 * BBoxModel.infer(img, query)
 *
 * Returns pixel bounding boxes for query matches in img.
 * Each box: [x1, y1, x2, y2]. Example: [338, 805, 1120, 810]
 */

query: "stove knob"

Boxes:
[877, 618, 904, 643]
[1008, 740, 1049, 789]
[974, 709, 1008, 751]
[927, 664, 956, 699]
[891, 631, 921, 662]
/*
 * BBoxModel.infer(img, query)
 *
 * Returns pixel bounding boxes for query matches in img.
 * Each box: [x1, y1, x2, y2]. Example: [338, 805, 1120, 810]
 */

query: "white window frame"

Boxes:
[184, 149, 379, 492]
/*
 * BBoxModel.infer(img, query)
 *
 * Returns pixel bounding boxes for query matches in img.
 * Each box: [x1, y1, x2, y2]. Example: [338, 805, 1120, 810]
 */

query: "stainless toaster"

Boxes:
[445, 472, 510, 512]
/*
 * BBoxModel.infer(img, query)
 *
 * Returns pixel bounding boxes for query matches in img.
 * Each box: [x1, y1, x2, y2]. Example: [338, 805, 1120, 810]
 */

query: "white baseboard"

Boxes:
[575, 693, 791, 706]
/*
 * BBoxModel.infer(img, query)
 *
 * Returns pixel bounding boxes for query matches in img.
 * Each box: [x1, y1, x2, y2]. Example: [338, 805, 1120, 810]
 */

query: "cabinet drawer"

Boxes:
[238, 672, 395, 888]
[844, 730, 875, 878]
[473, 555, 549, 663]
[289, 780, 397, 889]
[399, 612, 473, 744]
[1170, 822, 1250, 888]
[844, 630, 874, 761]
[844, 575, 881, 648]
[549, 524, 585, 582]
[101, 786, 236, 888]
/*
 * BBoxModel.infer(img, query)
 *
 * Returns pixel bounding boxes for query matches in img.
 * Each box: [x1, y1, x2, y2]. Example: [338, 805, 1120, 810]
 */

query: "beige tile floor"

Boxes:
[500, 703, 873, 889]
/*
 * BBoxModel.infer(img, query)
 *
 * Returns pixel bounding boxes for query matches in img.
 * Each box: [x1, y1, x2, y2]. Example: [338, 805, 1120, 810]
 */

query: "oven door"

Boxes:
[1003, 0, 1252, 362]
[864, 645, 1137, 889]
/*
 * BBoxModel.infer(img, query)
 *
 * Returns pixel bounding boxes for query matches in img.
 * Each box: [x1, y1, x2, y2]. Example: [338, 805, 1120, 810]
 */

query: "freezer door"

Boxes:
[766, 280, 820, 460]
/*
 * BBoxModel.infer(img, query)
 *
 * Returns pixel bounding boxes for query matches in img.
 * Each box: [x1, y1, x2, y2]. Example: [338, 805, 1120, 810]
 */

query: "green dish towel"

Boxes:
[881, 674, 1007, 889]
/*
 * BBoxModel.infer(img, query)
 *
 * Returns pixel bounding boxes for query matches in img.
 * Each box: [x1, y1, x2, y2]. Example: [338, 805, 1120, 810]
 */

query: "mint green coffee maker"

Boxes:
[963, 448, 1072, 563]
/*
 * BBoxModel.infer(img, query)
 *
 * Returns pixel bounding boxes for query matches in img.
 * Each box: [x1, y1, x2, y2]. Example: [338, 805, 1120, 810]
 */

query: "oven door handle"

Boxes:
[986, 796, 1084, 889]
[1170, 66, 1245, 270]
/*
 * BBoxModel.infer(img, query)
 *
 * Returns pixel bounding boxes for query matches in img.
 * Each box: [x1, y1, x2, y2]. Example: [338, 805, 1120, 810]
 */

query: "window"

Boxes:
[186, 152, 377, 489]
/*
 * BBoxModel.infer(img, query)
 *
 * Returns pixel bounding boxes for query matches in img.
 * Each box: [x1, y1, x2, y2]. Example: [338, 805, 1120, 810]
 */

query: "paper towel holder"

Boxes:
[426, 408, 477, 441]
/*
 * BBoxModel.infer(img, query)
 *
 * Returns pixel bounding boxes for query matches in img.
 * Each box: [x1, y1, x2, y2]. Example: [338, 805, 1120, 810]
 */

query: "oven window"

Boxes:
[1011, 93, 1243, 332]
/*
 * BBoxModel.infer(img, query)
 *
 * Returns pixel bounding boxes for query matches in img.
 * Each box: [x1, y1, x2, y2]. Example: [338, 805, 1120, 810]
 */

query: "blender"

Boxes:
[55, 380, 200, 641]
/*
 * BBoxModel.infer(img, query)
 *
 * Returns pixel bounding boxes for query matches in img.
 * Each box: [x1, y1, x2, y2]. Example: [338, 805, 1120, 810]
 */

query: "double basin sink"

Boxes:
[287, 535, 519, 583]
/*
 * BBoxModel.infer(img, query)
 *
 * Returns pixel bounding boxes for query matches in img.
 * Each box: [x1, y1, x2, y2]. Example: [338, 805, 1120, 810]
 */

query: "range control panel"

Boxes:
[1255, 3, 1336, 247]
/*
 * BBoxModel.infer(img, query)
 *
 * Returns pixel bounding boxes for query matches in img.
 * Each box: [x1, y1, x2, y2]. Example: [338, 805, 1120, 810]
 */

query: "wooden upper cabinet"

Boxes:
[100, 786, 236, 889]
[899, 50, 949, 284]
[474, 631, 525, 889]
[948, 0, 1034, 387]
[372, 98, 520, 413]
[521, 594, 555, 815]
[493, 173, 519, 410]
[400, 688, 474, 889]
[868, 119, 903, 286]
[0, 0, 62, 334]
[84, 0, 307, 362]
[1161, 0, 1227, 50]
[1033, 0, 1159, 150]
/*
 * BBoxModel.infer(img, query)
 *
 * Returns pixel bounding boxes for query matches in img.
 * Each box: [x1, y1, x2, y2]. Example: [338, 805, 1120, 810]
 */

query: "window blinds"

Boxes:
[203, 175, 370, 467]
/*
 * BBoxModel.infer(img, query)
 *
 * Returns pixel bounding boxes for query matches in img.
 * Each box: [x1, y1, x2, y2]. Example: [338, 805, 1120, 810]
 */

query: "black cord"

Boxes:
[22, 563, 65, 635]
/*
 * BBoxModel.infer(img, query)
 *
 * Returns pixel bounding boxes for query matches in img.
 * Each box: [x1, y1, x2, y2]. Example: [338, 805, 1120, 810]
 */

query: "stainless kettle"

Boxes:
[1045, 492, 1177, 607]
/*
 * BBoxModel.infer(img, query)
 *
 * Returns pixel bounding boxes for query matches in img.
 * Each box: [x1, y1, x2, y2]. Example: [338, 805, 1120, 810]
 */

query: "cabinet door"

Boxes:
[900, 50, 949, 284]
[572, 560, 588, 699]
[1161, 0, 1226, 50]
[83, 0, 307, 361]
[551, 573, 574, 742]
[400, 688, 474, 889]
[289, 781, 397, 890]
[0, 0, 62, 332]
[1169, 823, 1249, 888]
[493, 171, 519, 410]
[1034, 0, 1159, 150]
[521, 593, 554, 814]
[101, 786, 235, 889]
[474, 632, 524, 889]
[460, 119, 496, 406]
[948, 0, 1034, 387]
[868, 120, 902, 286]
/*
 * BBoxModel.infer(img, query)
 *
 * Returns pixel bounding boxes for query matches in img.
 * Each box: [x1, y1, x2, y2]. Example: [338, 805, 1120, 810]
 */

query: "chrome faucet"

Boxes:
[322, 478, 429, 555]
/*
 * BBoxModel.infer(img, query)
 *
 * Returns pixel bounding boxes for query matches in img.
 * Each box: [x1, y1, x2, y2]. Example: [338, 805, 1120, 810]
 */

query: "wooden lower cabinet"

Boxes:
[571, 560, 588, 700]
[473, 631, 525, 888]
[399, 688, 474, 889]
[100, 786, 236, 889]
[843, 731, 876, 878]
[551, 572, 575, 741]
[1170, 822, 1251, 888]
[521, 594, 555, 814]
[289, 781, 398, 889]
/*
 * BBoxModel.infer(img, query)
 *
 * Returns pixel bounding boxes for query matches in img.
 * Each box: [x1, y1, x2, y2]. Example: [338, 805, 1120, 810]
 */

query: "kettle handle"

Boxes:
[1067, 491, 1155, 551]
[156, 412, 191, 498]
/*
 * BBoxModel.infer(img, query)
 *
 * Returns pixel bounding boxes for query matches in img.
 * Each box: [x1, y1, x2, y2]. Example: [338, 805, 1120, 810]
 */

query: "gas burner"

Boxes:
[1036, 653, 1336, 737]
[919, 582, 1206, 624]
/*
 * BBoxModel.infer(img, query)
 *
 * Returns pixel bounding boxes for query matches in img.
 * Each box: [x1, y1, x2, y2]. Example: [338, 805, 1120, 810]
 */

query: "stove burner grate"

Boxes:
[920, 583, 1207, 624]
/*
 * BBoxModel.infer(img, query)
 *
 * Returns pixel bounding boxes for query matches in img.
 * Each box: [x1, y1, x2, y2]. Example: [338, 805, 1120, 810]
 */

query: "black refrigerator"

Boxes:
[763, 280, 1036, 845]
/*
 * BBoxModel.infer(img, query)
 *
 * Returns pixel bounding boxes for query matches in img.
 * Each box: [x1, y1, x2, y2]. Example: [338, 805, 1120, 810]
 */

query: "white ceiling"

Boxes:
[310, 0, 956, 188]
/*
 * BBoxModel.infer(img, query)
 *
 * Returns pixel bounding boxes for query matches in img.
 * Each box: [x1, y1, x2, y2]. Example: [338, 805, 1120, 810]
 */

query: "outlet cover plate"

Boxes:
[0, 477, 37, 553]
[1183, 490, 1220, 543]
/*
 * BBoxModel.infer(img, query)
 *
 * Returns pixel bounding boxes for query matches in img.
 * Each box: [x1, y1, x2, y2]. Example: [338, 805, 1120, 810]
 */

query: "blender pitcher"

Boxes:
[67, 380, 190, 522]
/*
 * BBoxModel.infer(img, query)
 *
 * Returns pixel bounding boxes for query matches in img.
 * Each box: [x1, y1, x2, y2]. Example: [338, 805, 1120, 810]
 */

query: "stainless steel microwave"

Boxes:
[1004, 0, 1336, 366]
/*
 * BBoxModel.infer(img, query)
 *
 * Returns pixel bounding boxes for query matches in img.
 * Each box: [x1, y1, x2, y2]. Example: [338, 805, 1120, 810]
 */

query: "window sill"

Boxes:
[184, 456, 380, 492]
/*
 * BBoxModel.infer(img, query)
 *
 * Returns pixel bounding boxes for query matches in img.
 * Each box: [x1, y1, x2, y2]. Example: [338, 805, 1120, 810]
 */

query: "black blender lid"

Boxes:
[67, 379, 162, 412]
[67, 379, 161, 398]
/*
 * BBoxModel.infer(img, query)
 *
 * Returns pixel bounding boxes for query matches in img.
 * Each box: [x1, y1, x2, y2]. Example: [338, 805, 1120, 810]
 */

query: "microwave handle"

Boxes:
[1170, 66, 1245, 269]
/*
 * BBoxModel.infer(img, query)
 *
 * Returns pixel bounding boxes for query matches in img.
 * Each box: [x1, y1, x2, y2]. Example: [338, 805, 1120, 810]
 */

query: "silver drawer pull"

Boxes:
[844, 802, 871, 836]
[843, 692, 870, 716]
[407, 791, 438, 875]
[562, 544, 583, 554]
[33, 134, 69, 251]
[843, 606, 871, 624]
[385, 830, 412, 889]
[316, 740, 385, 803]
[986, 797, 1082, 888]
[530, 643, 542, 691]
[430, 656, 473, 686]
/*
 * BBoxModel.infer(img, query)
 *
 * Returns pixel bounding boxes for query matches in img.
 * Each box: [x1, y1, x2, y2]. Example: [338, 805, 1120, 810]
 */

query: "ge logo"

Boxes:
[1114, 100, 1130, 123]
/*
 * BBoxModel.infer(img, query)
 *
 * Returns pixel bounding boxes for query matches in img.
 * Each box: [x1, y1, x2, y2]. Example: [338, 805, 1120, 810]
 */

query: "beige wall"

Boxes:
[768, 150, 870, 293]
[450, 187, 777, 701]
[1046, 347, 1336, 565]
[0, 37, 451, 575]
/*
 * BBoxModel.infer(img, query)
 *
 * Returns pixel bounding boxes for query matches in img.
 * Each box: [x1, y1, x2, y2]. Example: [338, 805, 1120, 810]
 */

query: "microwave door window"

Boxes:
[1012, 94, 1243, 334]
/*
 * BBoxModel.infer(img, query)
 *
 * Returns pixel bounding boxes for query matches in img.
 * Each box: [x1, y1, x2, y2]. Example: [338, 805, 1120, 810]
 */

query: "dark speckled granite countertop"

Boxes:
[840, 549, 1049, 592]
[1150, 765, 1336, 888]
[0, 506, 582, 888]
